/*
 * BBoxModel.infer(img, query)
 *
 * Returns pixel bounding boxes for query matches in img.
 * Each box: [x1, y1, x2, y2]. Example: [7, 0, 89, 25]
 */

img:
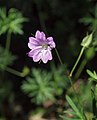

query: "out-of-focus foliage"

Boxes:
[87, 69, 97, 82]
[79, 4, 97, 65]
[0, 81, 13, 102]
[0, 7, 28, 119]
[87, 70, 97, 119]
[0, 8, 27, 35]
[80, 4, 97, 57]
[0, 46, 16, 71]
[84, 47, 95, 61]
[80, 4, 97, 32]
[0, 118, 6, 120]
[67, 80, 92, 111]
[21, 65, 69, 105]
[61, 80, 94, 119]
[0, 80, 14, 119]
[21, 68, 55, 104]
[51, 64, 69, 96]
[61, 95, 86, 120]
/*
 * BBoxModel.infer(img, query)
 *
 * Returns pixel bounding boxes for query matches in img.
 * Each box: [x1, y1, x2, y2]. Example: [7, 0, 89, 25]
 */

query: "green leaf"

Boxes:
[66, 95, 82, 118]
[87, 69, 97, 81]
[21, 68, 55, 105]
[0, 7, 28, 35]
[95, 4, 97, 18]
[0, 8, 6, 19]
[80, 17, 93, 25]
[0, 46, 17, 71]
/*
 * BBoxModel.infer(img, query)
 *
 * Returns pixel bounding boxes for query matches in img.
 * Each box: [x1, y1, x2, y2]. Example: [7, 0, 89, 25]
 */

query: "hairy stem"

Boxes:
[69, 46, 85, 77]
[55, 48, 63, 65]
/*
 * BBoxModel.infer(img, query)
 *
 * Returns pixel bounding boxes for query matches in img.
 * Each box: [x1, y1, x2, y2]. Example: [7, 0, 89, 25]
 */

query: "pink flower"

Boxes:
[28, 30, 56, 63]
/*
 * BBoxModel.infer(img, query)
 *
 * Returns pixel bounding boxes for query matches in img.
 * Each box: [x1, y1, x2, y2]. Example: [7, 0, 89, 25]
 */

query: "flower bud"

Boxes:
[81, 33, 93, 47]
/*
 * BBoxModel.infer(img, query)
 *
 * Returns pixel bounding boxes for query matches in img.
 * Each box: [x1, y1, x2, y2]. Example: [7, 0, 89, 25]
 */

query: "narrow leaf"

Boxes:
[87, 69, 97, 80]
[66, 95, 82, 118]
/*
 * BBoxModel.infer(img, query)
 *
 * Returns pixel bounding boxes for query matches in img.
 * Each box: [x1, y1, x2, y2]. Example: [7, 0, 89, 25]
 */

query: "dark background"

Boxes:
[0, 0, 95, 66]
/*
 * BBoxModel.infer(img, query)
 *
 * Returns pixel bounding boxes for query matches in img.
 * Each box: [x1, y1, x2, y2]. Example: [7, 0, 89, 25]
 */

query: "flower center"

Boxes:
[42, 44, 48, 50]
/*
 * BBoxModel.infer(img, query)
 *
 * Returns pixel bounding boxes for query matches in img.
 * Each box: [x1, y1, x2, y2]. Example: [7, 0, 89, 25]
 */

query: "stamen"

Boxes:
[42, 44, 48, 49]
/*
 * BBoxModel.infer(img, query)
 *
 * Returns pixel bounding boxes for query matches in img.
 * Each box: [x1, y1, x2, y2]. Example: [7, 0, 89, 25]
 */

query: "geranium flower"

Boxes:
[28, 30, 56, 63]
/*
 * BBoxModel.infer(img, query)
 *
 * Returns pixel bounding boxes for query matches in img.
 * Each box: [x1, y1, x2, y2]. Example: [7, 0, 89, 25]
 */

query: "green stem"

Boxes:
[55, 48, 63, 65]
[6, 67, 23, 77]
[69, 46, 85, 77]
[5, 30, 12, 51]
[74, 58, 87, 79]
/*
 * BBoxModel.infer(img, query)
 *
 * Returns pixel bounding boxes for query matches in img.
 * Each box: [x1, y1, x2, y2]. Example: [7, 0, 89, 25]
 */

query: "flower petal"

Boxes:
[33, 52, 42, 62]
[47, 50, 52, 60]
[28, 30, 55, 64]
[47, 37, 56, 48]
[29, 37, 37, 43]
[28, 43, 36, 49]
[35, 30, 41, 38]
[41, 49, 52, 63]
[35, 30, 46, 41]
[28, 36, 42, 50]
[28, 46, 42, 57]
[41, 32, 46, 41]
[29, 37, 41, 46]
